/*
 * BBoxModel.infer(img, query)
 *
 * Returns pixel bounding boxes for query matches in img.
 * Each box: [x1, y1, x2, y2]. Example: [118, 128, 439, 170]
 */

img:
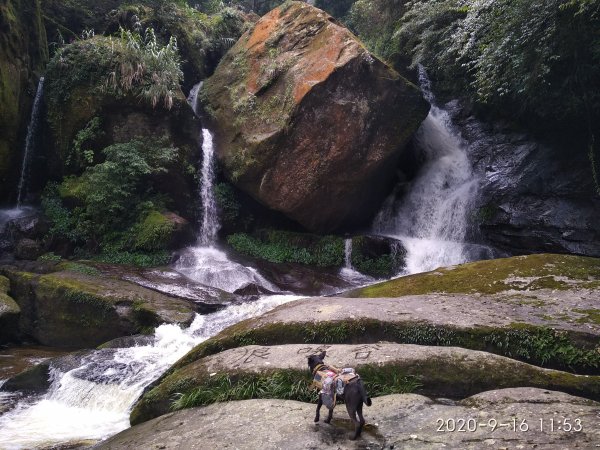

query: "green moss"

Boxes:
[56, 262, 100, 276]
[348, 254, 600, 297]
[131, 211, 176, 252]
[0, 275, 9, 293]
[58, 175, 87, 203]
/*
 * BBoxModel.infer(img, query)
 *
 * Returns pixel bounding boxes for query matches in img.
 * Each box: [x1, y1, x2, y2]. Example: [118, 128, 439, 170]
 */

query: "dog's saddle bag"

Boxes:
[312, 366, 359, 393]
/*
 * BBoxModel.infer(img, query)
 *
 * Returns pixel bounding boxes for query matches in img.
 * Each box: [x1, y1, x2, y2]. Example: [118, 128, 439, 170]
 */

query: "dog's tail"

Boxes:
[359, 380, 372, 407]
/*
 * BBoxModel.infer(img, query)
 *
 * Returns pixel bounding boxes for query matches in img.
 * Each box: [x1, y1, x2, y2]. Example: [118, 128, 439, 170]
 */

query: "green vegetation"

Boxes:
[58, 262, 101, 276]
[46, 28, 182, 116]
[485, 325, 600, 370]
[214, 182, 242, 225]
[170, 367, 419, 411]
[348, 254, 600, 297]
[173, 316, 600, 375]
[315, 0, 357, 19]
[42, 139, 180, 265]
[227, 230, 344, 266]
[350, 236, 405, 278]
[67, 116, 103, 171]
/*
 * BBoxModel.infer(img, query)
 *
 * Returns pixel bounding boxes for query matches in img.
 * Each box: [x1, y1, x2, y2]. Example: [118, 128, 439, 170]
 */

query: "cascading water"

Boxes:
[344, 238, 353, 270]
[0, 295, 302, 449]
[198, 128, 219, 245]
[373, 67, 479, 274]
[176, 82, 278, 293]
[16, 77, 45, 207]
[338, 238, 373, 284]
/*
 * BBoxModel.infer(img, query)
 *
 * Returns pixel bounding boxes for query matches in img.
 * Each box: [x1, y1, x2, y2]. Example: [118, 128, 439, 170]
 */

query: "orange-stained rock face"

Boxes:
[202, 1, 429, 232]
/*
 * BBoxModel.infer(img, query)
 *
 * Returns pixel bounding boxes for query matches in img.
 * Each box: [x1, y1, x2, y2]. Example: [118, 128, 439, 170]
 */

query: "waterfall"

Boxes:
[343, 238, 353, 269]
[373, 67, 479, 274]
[0, 295, 302, 449]
[16, 77, 45, 207]
[198, 129, 219, 245]
[174, 82, 277, 293]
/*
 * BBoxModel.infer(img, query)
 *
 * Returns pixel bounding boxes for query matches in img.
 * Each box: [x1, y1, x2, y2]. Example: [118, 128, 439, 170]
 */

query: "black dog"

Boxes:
[307, 351, 372, 440]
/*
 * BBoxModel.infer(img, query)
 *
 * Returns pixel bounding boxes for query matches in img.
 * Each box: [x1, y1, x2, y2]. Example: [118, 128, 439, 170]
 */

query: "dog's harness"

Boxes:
[312, 363, 360, 404]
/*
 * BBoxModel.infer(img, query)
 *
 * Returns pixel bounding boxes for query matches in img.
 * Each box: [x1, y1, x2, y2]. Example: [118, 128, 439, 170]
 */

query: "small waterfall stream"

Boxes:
[176, 82, 278, 293]
[198, 129, 219, 245]
[16, 77, 44, 207]
[373, 67, 479, 274]
[343, 238, 353, 270]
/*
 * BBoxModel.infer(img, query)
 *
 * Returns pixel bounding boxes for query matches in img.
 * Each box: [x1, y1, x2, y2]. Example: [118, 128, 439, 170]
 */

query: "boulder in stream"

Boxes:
[202, 1, 429, 232]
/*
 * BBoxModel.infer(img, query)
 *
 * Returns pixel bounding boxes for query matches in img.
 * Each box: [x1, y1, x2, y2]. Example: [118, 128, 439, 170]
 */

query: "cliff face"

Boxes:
[202, 1, 429, 233]
[0, 0, 48, 202]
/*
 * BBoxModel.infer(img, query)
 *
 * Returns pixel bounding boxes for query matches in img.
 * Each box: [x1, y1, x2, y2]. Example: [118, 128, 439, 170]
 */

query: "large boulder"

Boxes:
[202, 1, 429, 232]
[130, 343, 600, 425]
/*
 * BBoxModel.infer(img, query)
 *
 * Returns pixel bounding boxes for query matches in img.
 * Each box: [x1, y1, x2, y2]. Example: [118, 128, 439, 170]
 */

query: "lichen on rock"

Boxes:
[202, 1, 429, 232]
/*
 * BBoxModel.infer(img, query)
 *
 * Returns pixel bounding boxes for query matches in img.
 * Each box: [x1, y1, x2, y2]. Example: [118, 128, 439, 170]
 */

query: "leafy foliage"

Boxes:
[67, 116, 104, 171]
[105, 27, 182, 109]
[227, 230, 344, 267]
[46, 27, 183, 114]
[395, 0, 600, 127]
[42, 139, 179, 262]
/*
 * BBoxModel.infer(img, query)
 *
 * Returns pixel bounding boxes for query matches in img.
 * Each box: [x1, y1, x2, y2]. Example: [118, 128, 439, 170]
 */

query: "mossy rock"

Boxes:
[347, 253, 600, 297]
[130, 343, 600, 424]
[0, 266, 196, 348]
[202, 1, 428, 232]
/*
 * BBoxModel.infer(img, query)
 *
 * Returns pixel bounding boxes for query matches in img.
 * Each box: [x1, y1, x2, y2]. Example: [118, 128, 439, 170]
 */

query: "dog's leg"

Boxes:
[324, 406, 334, 424]
[345, 402, 360, 440]
[314, 394, 323, 423]
[355, 402, 365, 438]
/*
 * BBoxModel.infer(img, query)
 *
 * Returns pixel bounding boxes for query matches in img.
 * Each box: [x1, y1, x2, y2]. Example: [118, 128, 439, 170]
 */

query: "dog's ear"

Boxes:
[319, 350, 326, 360]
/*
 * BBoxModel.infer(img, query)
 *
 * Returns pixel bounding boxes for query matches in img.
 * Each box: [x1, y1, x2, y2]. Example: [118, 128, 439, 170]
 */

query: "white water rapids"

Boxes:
[0, 295, 302, 449]
[373, 67, 479, 274]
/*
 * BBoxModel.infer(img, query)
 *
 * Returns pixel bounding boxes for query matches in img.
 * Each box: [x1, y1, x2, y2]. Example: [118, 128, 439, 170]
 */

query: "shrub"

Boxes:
[46, 27, 183, 114]
[42, 139, 179, 261]
[227, 230, 344, 267]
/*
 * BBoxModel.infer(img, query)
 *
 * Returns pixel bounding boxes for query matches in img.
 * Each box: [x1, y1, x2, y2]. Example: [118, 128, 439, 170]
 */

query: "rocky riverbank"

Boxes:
[102, 389, 600, 449]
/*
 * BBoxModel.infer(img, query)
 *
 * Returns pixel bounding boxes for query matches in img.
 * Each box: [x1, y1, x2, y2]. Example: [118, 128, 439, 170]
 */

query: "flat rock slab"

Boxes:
[100, 388, 600, 449]
[245, 292, 600, 337]
[130, 344, 600, 424]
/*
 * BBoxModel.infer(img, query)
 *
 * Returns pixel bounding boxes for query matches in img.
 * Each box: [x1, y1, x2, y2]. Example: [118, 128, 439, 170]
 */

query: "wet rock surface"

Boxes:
[446, 100, 600, 257]
[102, 389, 600, 449]
[89, 262, 236, 313]
[203, 1, 428, 232]
[0, 275, 20, 344]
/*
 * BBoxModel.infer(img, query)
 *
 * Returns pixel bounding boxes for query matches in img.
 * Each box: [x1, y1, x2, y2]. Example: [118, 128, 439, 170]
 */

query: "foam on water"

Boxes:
[0, 295, 302, 449]
[373, 67, 479, 275]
